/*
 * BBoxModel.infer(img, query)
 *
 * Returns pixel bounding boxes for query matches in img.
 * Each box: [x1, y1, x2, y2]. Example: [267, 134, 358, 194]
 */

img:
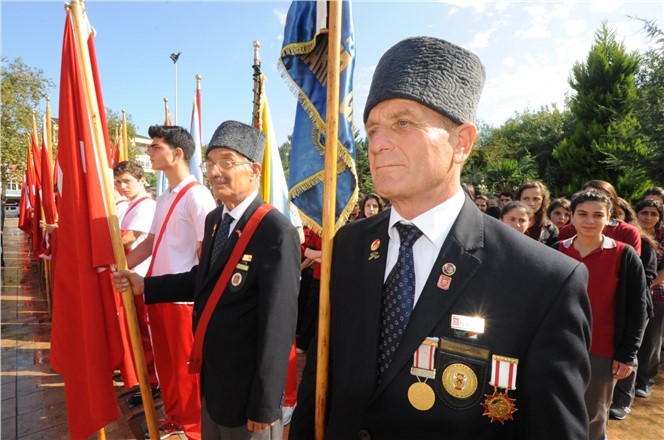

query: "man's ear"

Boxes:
[251, 163, 262, 180]
[453, 123, 477, 164]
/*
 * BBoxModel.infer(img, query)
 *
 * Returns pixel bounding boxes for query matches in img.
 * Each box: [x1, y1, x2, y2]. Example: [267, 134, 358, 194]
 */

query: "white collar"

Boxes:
[387, 189, 465, 248]
[223, 190, 259, 220]
[562, 234, 617, 249]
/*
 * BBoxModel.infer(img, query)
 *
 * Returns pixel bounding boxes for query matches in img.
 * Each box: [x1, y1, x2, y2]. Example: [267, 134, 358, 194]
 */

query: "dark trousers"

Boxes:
[637, 300, 664, 387]
[296, 277, 319, 352]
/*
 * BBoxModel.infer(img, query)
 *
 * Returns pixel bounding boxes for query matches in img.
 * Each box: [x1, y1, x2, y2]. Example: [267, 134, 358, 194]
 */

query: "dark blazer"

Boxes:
[290, 197, 591, 439]
[145, 196, 300, 427]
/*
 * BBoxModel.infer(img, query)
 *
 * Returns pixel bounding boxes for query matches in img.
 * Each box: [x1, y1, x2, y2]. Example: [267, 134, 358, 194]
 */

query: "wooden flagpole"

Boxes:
[42, 99, 53, 315]
[44, 97, 53, 314]
[121, 109, 128, 161]
[164, 97, 170, 124]
[68, 2, 159, 439]
[316, 1, 342, 439]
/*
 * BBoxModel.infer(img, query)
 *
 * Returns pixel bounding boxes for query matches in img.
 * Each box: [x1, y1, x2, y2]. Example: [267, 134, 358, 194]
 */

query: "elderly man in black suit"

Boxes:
[115, 120, 300, 440]
[289, 36, 592, 439]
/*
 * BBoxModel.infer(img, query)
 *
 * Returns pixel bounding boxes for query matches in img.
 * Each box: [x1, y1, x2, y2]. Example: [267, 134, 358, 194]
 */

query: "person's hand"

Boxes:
[612, 360, 633, 380]
[247, 419, 276, 433]
[39, 220, 58, 233]
[112, 268, 144, 296]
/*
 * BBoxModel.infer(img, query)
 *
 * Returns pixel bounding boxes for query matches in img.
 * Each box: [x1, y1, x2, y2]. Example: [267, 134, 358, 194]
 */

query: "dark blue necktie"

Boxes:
[378, 222, 423, 380]
[210, 213, 234, 268]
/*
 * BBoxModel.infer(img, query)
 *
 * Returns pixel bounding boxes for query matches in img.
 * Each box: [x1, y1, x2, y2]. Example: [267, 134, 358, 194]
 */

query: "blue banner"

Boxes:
[279, 0, 358, 232]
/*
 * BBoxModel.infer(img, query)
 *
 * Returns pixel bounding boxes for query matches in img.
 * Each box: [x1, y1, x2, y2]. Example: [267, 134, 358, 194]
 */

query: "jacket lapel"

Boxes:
[199, 206, 222, 283]
[200, 197, 263, 292]
[358, 212, 391, 382]
[372, 197, 485, 397]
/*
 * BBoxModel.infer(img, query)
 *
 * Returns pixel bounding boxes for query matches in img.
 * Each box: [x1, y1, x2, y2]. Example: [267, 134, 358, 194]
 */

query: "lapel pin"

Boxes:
[231, 273, 243, 286]
[368, 252, 380, 261]
[370, 239, 381, 251]
[442, 263, 456, 276]
[437, 274, 452, 290]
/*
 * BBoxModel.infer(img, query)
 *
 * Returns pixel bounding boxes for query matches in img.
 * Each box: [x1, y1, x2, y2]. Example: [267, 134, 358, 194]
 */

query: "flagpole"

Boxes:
[252, 41, 263, 130]
[32, 111, 49, 288]
[121, 109, 128, 161]
[68, 2, 159, 439]
[170, 52, 181, 125]
[44, 97, 54, 314]
[195, 74, 202, 137]
[45, 96, 53, 158]
[316, 1, 342, 438]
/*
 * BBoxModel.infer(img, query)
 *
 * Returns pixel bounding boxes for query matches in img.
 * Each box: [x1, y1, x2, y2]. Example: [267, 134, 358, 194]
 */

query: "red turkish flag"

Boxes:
[50, 10, 123, 439]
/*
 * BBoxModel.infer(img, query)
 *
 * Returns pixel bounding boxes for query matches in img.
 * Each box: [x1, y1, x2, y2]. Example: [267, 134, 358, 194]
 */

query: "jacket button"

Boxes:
[358, 429, 371, 440]
[193, 310, 198, 317]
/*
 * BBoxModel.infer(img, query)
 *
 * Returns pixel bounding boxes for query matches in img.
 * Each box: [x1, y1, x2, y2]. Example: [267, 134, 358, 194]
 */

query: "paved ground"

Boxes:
[1, 217, 662, 439]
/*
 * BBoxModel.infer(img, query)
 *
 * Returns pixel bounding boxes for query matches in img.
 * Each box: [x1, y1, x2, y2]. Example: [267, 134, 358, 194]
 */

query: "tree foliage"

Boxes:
[553, 23, 651, 200]
[633, 18, 664, 186]
[105, 108, 139, 160]
[1, 57, 54, 181]
[353, 136, 373, 196]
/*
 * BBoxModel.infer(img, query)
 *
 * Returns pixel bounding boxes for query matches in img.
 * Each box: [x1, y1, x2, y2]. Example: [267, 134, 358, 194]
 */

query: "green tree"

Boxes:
[354, 136, 373, 196]
[497, 106, 573, 194]
[484, 155, 539, 195]
[553, 23, 651, 200]
[278, 135, 293, 180]
[105, 108, 138, 160]
[1, 57, 54, 181]
[633, 18, 664, 186]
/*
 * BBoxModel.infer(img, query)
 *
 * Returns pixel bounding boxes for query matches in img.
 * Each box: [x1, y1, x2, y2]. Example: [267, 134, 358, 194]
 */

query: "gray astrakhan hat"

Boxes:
[207, 120, 266, 163]
[363, 36, 486, 125]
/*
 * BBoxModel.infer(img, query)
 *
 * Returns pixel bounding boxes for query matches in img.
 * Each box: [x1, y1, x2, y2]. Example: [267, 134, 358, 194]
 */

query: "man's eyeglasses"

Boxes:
[200, 159, 252, 173]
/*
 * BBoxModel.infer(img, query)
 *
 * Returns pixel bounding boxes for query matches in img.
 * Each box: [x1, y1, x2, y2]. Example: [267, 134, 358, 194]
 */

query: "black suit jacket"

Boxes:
[145, 196, 300, 427]
[291, 197, 592, 439]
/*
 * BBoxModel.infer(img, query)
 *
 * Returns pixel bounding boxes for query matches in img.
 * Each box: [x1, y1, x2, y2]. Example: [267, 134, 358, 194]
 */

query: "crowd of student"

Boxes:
[470, 181, 664, 437]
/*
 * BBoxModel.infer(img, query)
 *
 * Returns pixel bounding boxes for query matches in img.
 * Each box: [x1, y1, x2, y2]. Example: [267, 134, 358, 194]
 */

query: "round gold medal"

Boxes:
[441, 363, 478, 399]
[407, 381, 435, 411]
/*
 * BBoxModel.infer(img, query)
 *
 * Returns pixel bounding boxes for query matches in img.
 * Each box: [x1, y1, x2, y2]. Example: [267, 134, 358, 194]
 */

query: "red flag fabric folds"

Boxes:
[50, 10, 123, 439]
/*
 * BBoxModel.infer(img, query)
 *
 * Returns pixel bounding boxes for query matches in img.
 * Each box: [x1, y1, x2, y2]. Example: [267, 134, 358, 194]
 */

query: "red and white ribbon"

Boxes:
[489, 354, 519, 390]
[411, 337, 439, 379]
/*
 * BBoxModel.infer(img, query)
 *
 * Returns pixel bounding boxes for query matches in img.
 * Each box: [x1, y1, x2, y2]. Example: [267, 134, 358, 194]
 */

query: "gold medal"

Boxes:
[441, 363, 478, 399]
[481, 387, 518, 424]
[408, 381, 435, 411]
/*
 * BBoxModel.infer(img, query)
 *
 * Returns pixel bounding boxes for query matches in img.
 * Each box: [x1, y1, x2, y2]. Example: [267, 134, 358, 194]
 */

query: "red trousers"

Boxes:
[148, 303, 201, 439]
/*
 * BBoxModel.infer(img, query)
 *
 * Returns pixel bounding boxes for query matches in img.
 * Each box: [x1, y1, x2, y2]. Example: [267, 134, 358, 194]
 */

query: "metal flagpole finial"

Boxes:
[164, 97, 168, 104]
[170, 52, 181, 63]
[253, 41, 261, 66]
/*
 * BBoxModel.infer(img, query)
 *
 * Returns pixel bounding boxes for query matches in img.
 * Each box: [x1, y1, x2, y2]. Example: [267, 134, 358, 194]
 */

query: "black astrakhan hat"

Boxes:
[206, 120, 266, 163]
[363, 36, 486, 125]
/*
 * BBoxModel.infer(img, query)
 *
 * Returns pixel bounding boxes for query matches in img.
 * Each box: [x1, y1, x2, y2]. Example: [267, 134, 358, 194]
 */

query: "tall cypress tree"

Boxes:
[553, 22, 651, 199]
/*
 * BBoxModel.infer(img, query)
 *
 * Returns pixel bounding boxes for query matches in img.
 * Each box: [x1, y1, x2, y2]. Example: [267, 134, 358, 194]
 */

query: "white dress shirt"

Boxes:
[385, 188, 465, 305]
